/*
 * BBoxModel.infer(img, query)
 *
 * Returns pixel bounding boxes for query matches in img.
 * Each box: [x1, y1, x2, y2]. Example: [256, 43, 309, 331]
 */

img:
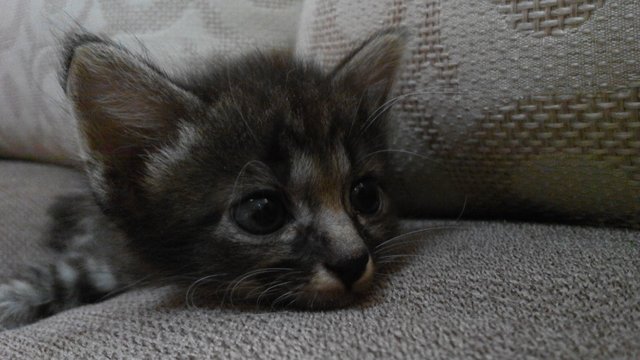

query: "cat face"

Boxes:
[62, 31, 405, 308]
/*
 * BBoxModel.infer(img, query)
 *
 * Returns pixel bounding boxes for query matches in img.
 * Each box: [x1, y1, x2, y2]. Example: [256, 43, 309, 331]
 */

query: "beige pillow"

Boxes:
[0, 0, 302, 165]
[296, 0, 640, 227]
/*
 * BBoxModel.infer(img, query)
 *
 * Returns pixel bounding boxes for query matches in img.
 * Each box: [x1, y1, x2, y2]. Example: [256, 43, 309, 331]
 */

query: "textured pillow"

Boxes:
[296, 0, 640, 227]
[0, 0, 302, 165]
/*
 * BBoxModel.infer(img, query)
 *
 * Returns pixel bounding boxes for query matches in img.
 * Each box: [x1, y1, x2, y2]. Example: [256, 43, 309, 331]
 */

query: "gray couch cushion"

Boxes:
[0, 161, 638, 358]
[0, 161, 85, 277]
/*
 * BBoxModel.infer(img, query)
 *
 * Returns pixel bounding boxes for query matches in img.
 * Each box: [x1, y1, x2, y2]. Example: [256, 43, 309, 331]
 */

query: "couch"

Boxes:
[1, 161, 638, 358]
[1, 1, 639, 358]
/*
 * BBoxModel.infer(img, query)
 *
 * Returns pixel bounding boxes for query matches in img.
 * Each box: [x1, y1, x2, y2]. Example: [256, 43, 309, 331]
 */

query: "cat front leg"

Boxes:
[0, 254, 123, 329]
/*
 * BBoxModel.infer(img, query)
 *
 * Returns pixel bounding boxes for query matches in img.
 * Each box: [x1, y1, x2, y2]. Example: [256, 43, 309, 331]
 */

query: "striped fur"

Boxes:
[1, 194, 136, 329]
[0, 30, 405, 328]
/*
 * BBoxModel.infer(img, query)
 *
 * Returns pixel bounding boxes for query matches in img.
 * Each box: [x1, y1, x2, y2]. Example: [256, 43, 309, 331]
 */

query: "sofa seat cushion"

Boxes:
[0, 161, 638, 358]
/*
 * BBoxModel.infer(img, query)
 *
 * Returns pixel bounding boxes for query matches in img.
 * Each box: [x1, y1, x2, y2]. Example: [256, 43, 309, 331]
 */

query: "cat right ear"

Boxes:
[330, 29, 407, 108]
[63, 36, 203, 203]
[64, 37, 201, 163]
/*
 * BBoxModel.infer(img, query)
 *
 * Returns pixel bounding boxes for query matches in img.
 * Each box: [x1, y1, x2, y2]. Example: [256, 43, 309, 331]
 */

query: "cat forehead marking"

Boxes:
[289, 146, 351, 210]
[144, 122, 202, 191]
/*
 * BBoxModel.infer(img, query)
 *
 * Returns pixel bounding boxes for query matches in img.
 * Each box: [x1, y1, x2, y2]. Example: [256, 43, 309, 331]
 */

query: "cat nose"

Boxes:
[325, 252, 371, 289]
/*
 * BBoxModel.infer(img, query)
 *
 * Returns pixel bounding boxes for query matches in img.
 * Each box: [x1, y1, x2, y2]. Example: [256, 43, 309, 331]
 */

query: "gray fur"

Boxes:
[0, 30, 406, 328]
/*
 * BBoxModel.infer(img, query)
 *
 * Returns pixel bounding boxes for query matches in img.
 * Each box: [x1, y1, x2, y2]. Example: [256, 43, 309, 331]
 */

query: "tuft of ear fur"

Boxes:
[65, 38, 201, 155]
[330, 29, 407, 107]
[64, 34, 203, 206]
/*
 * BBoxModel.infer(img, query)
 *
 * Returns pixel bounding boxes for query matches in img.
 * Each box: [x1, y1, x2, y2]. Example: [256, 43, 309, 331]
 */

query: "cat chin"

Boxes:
[292, 274, 375, 310]
[287, 287, 370, 310]
[230, 274, 375, 310]
[308, 259, 375, 291]
[278, 260, 376, 309]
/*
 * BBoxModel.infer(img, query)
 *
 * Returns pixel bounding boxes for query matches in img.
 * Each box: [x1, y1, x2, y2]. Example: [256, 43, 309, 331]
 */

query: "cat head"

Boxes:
[62, 30, 405, 308]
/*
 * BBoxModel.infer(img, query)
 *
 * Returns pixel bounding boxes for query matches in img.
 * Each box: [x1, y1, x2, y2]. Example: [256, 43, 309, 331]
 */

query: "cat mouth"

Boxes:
[207, 280, 372, 310]
[288, 283, 373, 310]
[233, 261, 376, 310]
[191, 260, 376, 309]
[291, 260, 375, 309]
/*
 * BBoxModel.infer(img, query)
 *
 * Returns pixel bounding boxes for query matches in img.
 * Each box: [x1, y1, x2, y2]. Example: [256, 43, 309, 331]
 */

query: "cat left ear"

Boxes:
[330, 29, 407, 107]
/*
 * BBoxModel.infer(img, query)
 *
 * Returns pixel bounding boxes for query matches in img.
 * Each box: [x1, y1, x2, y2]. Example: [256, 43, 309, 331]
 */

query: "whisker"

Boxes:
[455, 195, 468, 222]
[374, 225, 463, 251]
[245, 279, 279, 299]
[227, 67, 259, 144]
[355, 89, 461, 144]
[228, 159, 265, 204]
[374, 240, 424, 254]
[373, 272, 394, 279]
[376, 259, 414, 266]
[185, 273, 226, 309]
[377, 254, 424, 260]
[309, 291, 319, 309]
[98, 265, 197, 302]
[358, 98, 399, 136]
[98, 274, 155, 301]
[347, 90, 367, 138]
[270, 291, 294, 309]
[374, 229, 469, 254]
[256, 281, 292, 305]
[250, 269, 305, 305]
[225, 267, 293, 305]
[286, 294, 303, 308]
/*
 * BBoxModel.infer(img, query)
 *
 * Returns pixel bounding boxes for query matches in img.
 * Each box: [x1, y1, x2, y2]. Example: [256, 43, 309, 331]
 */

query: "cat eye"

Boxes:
[350, 178, 382, 215]
[233, 192, 287, 235]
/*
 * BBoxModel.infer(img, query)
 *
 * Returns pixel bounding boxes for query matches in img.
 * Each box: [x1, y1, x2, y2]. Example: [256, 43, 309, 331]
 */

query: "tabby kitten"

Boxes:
[0, 30, 405, 328]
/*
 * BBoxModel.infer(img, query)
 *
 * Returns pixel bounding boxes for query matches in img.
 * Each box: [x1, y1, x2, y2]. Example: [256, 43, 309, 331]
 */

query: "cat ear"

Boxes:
[64, 37, 204, 207]
[330, 29, 407, 107]
[64, 38, 202, 170]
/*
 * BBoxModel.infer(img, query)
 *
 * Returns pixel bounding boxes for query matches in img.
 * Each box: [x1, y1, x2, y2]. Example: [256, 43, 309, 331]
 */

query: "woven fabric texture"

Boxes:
[0, 161, 638, 359]
[495, 0, 607, 37]
[296, 0, 640, 227]
[0, 0, 302, 165]
[0, 162, 85, 277]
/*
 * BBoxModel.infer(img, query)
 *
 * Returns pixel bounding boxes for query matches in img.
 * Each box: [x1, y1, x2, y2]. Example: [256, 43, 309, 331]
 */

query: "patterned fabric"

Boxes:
[495, 0, 606, 36]
[296, 0, 640, 227]
[0, 0, 303, 165]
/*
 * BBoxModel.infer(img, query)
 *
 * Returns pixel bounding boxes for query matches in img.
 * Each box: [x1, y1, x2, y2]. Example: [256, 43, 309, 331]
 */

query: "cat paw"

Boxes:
[0, 280, 48, 329]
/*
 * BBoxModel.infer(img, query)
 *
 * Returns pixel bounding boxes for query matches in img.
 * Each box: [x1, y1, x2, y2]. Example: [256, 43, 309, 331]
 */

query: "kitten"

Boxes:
[0, 30, 405, 329]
